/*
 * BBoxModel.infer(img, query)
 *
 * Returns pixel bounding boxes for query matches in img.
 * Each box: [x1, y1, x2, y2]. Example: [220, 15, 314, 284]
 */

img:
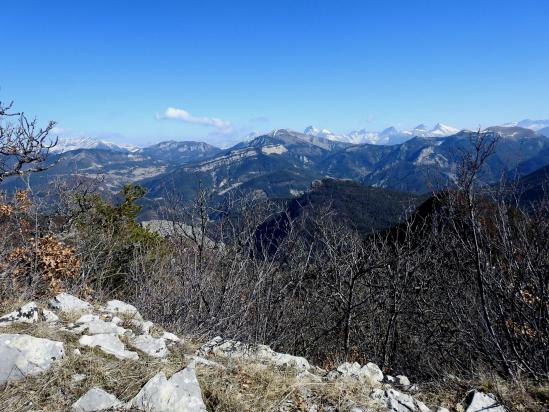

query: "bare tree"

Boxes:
[0, 99, 57, 182]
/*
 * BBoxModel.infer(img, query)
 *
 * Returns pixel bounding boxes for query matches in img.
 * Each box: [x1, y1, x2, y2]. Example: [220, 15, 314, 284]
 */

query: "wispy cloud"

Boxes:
[156, 107, 231, 131]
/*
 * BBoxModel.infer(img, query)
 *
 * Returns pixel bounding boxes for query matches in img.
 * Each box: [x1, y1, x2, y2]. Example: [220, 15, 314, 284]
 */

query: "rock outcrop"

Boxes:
[464, 391, 506, 412]
[329, 361, 384, 383]
[0, 302, 59, 325]
[49, 293, 92, 312]
[0, 334, 64, 383]
[126, 364, 207, 411]
[198, 336, 311, 371]
[0, 294, 508, 412]
[371, 388, 430, 412]
[79, 333, 139, 360]
[71, 387, 122, 412]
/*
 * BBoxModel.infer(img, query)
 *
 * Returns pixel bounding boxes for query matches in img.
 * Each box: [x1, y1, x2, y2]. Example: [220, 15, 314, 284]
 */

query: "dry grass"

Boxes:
[0, 314, 189, 411]
[196, 358, 385, 412]
[414, 372, 549, 412]
[1, 302, 546, 412]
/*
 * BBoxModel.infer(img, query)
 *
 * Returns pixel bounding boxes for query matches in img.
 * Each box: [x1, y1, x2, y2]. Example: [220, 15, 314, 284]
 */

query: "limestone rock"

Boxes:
[333, 361, 384, 383]
[464, 391, 505, 412]
[0, 334, 64, 383]
[385, 375, 396, 383]
[79, 334, 138, 360]
[198, 336, 310, 370]
[101, 300, 142, 321]
[396, 375, 411, 386]
[42, 308, 59, 323]
[0, 302, 40, 325]
[162, 331, 180, 342]
[69, 314, 126, 335]
[370, 388, 431, 412]
[126, 364, 207, 411]
[49, 293, 92, 313]
[185, 355, 226, 369]
[131, 319, 153, 334]
[71, 387, 122, 412]
[130, 335, 169, 358]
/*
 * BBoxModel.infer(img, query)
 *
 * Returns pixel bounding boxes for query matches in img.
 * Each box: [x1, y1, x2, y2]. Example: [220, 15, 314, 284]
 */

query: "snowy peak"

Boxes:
[303, 126, 347, 142]
[516, 119, 549, 132]
[304, 123, 460, 145]
[51, 136, 138, 153]
[303, 126, 319, 135]
[499, 119, 549, 132]
[430, 123, 460, 136]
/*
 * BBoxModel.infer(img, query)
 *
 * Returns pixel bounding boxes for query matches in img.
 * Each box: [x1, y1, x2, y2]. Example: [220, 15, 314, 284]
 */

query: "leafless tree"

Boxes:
[0, 99, 57, 182]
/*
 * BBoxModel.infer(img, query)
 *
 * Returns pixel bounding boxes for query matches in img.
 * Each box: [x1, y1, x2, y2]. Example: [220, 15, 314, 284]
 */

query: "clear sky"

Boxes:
[2, 0, 549, 146]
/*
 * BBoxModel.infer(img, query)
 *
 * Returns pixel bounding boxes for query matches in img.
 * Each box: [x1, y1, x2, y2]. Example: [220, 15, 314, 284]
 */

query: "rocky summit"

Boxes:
[0, 294, 507, 411]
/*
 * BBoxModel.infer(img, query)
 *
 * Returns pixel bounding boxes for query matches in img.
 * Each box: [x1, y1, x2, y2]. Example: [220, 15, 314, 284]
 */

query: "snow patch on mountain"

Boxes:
[52, 136, 138, 153]
[501, 119, 549, 132]
[304, 123, 460, 145]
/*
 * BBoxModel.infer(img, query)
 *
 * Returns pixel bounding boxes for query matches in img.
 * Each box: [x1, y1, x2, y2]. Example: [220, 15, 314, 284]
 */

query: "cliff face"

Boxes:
[0, 294, 506, 411]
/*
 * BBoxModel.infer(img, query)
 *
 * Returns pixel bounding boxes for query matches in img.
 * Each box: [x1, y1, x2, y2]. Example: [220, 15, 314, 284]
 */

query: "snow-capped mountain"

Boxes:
[51, 136, 139, 153]
[513, 119, 549, 132]
[403, 123, 460, 137]
[304, 123, 460, 145]
[303, 126, 348, 142]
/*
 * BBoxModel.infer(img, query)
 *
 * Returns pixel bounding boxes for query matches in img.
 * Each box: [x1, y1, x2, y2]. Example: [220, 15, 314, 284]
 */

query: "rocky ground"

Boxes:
[0, 294, 508, 411]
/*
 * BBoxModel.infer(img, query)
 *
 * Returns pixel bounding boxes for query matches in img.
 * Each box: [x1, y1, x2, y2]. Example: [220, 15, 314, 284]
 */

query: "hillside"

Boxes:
[287, 178, 422, 235]
[0, 294, 519, 411]
[141, 127, 549, 202]
[516, 164, 549, 205]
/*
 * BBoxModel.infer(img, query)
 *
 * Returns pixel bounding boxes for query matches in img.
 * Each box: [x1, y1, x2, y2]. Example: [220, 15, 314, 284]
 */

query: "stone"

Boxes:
[71, 387, 122, 412]
[101, 300, 142, 321]
[0, 334, 65, 383]
[436, 408, 450, 412]
[42, 309, 59, 323]
[162, 331, 180, 342]
[385, 375, 396, 383]
[0, 302, 40, 325]
[131, 319, 154, 334]
[130, 335, 169, 358]
[198, 336, 310, 371]
[79, 334, 138, 361]
[69, 314, 126, 335]
[110, 316, 123, 325]
[465, 391, 505, 412]
[125, 364, 207, 411]
[396, 375, 411, 386]
[49, 293, 92, 313]
[185, 355, 226, 369]
[333, 361, 383, 383]
[363, 362, 384, 382]
[371, 388, 431, 412]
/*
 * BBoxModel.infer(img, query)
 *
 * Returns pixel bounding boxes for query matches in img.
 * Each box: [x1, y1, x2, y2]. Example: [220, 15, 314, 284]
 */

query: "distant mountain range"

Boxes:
[141, 126, 549, 200]
[51, 136, 139, 154]
[304, 123, 460, 145]
[2, 121, 548, 208]
[50, 118, 549, 152]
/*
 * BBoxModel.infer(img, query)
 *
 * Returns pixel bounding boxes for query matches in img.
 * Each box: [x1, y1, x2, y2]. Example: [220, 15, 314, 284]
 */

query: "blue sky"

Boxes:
[2, 0, 549, 146]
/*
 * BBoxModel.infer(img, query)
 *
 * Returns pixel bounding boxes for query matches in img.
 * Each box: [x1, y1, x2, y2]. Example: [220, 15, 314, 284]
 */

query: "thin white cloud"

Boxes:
[157, 107, 231, 131]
